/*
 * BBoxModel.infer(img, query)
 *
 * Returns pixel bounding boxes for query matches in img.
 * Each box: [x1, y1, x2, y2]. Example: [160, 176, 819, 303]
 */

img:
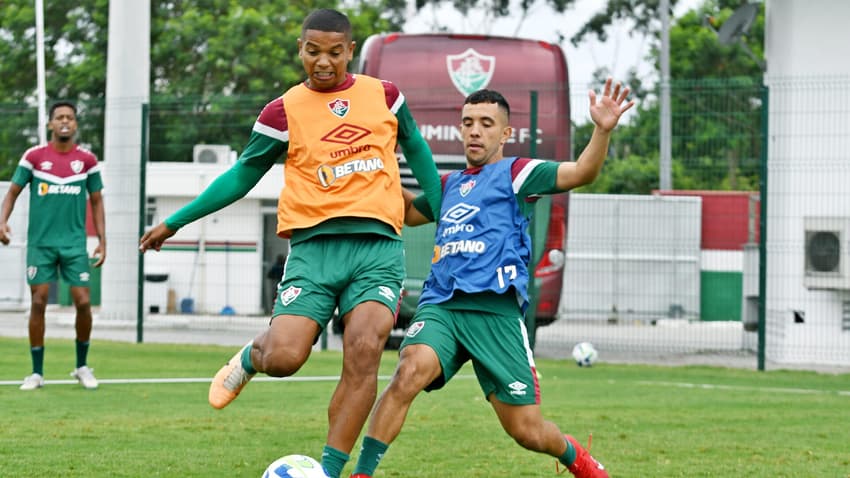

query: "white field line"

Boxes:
[635, 380, 850, 397]
[0, 375, 478, 387]
[2, 375, 846, 397]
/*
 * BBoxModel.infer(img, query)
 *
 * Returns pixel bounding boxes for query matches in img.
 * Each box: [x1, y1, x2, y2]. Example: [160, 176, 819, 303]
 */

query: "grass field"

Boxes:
[1, 336, 849, 477]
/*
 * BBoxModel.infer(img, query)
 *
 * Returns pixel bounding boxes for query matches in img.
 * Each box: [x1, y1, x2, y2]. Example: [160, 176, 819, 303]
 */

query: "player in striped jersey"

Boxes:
[0, 101, 106, 391]
[352, 83, 633, 478]
[138, 9, 442, 477]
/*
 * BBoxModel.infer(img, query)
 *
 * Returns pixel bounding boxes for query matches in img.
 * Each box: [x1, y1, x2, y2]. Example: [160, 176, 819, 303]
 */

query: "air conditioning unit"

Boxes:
[192, 144, 233, 165]
[803, 217, 850, 290]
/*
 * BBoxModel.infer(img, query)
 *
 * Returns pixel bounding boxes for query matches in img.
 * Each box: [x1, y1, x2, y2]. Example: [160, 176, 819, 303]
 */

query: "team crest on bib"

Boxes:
[70, 160, 84, 174]
[405, 321, 425, 338]
[26, 266, 37, 280]
[459, 179, 476, 197]
[328, 98, 350, 118]
[279, 285, 302, 306]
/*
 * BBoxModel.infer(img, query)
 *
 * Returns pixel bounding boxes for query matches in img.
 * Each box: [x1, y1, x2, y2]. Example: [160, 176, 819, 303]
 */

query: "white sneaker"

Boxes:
[20, 373, 44, 391]
[71, 366, 99, 390]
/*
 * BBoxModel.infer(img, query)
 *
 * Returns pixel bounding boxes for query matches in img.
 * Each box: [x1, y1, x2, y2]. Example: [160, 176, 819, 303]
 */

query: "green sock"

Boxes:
[31, 346, 45, 376]
[559, 437, 578, 467]
[320, 445, 349, 478]
[75, 340, 90, 368]
[240, 342, 256, 374]
[353, 436, 389, 476]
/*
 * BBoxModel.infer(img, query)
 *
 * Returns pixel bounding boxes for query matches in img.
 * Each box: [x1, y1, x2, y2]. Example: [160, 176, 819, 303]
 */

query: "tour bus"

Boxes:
[358, 33, 571, 346]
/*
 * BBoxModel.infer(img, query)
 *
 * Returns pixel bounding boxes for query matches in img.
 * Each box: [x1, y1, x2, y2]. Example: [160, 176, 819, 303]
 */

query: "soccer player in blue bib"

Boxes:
[351, 80, 633, 478]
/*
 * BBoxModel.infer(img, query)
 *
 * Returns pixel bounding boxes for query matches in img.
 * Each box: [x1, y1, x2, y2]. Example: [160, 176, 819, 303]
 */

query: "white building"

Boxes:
[764, 0, 850, 365]
[142, 151, 288, 317]
[0, 182, 29, 310]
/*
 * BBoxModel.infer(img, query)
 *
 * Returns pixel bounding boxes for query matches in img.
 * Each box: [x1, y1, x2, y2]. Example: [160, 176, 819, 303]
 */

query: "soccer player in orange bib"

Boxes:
[139, 9, 442, 478]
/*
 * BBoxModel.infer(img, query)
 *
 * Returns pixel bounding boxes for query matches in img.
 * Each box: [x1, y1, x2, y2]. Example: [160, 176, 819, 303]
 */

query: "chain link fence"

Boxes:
[2, 77, 849, 371]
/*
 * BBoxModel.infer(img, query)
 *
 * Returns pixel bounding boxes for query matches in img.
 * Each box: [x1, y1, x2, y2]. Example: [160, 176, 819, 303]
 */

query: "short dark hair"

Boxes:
[49, 101, 77, 120]
[464, 89, 510, 120]
[302, 9, 351, 41]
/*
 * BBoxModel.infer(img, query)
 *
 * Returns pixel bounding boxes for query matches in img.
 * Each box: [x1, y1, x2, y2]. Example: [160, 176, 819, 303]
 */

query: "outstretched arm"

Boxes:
[555, 77, 635, 191]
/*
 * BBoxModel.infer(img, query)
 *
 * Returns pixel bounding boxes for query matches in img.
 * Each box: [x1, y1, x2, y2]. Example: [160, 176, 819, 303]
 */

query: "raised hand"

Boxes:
[589, 77, 635, 132]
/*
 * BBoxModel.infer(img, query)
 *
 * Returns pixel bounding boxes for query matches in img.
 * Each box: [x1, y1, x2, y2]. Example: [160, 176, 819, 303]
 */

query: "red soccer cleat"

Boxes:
[559, 434, 609, 478]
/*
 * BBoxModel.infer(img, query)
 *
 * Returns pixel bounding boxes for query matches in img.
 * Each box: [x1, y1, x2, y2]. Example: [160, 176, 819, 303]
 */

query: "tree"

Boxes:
[0, 0, 767, 188]
[0, 0, 403, 176]
[572, 0, 765, 193]
[0, 0, 109, 178]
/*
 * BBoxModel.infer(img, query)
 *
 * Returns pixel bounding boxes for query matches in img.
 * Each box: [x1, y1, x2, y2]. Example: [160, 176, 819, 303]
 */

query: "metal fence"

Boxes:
[2, 77, 849, 371]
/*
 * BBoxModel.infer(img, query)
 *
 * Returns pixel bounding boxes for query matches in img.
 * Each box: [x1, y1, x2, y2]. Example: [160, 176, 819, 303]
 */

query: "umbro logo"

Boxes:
[508, 381, 528, 396]
[377, 286, 396, 301]
[441, 203, 480, 224]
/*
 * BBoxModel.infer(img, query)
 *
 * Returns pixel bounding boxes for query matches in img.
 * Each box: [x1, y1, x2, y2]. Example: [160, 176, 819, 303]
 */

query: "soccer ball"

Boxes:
[571, 342, 598, 367]
[262, 455, 329, 478]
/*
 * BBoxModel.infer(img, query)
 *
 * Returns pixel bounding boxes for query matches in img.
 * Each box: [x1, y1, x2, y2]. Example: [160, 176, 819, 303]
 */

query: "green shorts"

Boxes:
[26, 245, 91, 286]
[271, 234, 405, 331]
[401, 303, 541, 405]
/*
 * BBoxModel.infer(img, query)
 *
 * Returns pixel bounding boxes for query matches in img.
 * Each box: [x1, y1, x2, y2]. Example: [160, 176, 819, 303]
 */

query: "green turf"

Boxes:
[1, 337, 848, 477]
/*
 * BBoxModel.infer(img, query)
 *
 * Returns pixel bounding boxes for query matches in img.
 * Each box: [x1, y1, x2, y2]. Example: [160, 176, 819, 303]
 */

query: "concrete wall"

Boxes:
[560, 194, 702, 322]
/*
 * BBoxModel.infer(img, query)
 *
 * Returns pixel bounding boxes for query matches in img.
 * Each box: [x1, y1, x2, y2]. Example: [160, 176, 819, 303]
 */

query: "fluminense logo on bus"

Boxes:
[446, 48, 495, 97]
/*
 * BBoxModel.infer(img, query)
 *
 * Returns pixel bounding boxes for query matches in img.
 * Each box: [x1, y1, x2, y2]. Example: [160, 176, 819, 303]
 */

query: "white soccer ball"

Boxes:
[571, 342, 598, 367]
[262, 455, 329, 478]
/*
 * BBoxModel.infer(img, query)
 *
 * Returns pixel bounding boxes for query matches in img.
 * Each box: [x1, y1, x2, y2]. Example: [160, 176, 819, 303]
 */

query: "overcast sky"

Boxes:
[402, 0, 701, 89]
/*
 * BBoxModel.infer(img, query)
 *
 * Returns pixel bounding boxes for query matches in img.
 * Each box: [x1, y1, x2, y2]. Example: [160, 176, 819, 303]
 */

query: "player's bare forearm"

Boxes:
[139, 222, 176, 253]
[402, 188, 416, 220]
[556, 126, 612, 190]
[404, 205, 430, 227]
[0, 183, 22, 245]
[555, 77, 635, 191]
[402, 188, 431, 226]
[90, 191, 107, 266]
